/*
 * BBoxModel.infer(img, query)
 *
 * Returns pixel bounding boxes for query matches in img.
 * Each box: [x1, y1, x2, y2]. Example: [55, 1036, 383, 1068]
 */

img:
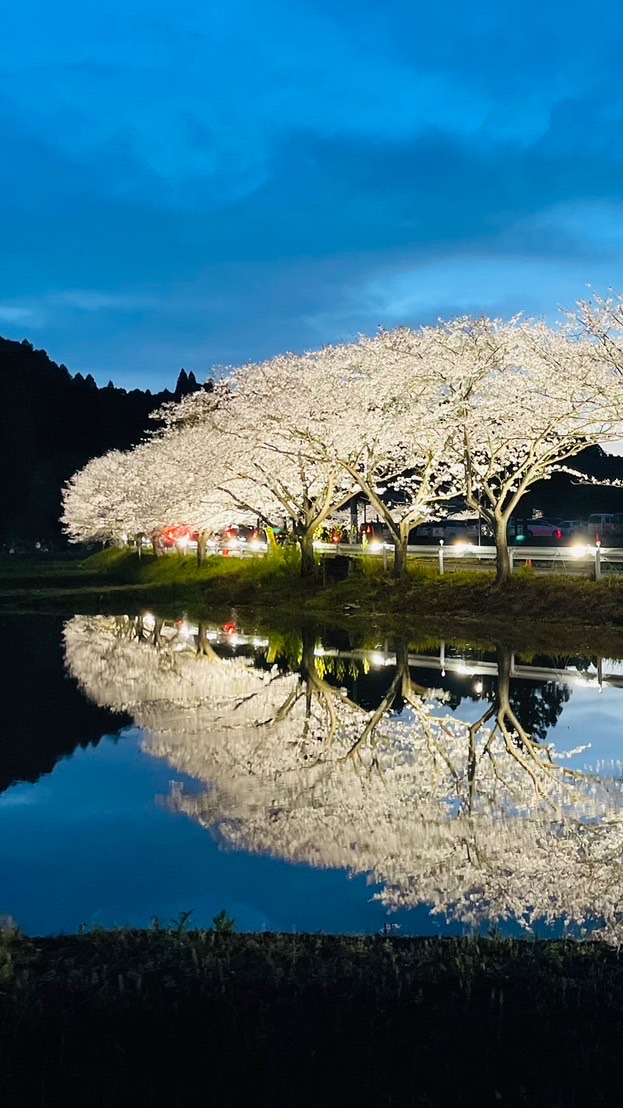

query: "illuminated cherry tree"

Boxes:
[570, 288, 623, 372]
[302, 329, 465, 576]
[61, 448, 154, 548]
[144, 421, 259, 563]
[62, 410, 254, 560]
[429, 316, 623, 583]
[63, 313, 623, 581]
[159, 352, 362, 576]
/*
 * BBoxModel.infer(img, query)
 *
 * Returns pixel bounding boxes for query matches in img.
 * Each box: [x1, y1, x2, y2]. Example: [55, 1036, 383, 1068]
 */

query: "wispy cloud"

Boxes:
[0, 305, 34, 323]
[51, 289, 162, 312]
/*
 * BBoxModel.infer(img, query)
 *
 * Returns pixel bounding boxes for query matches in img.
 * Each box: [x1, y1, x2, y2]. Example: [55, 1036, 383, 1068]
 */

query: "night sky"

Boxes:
[2, 0, 623, 389]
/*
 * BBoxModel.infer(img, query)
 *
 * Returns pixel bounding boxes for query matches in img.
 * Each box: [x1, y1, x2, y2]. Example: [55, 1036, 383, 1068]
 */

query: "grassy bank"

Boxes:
[0, 925, 621, 1106]
[1, 547, 623, 652]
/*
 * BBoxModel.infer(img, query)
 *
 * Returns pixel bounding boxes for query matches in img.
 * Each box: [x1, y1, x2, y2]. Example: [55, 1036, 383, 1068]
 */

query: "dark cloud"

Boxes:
[2, 0, 623, 386]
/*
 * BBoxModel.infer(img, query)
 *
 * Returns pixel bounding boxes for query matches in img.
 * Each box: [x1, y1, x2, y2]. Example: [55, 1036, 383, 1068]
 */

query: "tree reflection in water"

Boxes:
[64, 615, 623, 940]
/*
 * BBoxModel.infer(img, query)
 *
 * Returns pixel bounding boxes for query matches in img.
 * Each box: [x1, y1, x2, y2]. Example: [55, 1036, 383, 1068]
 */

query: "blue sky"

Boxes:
[2, 0, 623, 389]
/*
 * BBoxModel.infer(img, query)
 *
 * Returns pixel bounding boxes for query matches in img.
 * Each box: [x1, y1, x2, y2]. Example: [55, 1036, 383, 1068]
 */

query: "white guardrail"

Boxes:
[163, 537, 619, 576]
[312, 541, 620, 577]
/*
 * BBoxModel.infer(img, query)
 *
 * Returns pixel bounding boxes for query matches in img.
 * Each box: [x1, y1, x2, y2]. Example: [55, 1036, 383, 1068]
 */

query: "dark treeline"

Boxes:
[0, 337, 208, 546]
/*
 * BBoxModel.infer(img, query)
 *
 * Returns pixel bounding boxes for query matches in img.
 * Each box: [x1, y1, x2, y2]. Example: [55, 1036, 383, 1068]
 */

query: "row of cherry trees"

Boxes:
[62, 301, 623, 584]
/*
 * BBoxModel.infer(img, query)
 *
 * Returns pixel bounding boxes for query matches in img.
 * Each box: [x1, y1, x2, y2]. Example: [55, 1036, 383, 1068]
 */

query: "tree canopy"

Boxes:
[61, 311, 623, 580]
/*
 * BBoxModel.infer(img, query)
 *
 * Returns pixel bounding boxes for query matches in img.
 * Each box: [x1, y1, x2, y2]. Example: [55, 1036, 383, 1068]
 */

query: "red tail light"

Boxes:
[554, 529, 562, 539]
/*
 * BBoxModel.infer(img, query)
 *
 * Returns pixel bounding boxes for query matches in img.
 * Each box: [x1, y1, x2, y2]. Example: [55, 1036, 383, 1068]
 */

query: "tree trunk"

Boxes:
[494, 516, 512, 585]
[135, 533, 143, 559]
[197, 530, 210, 566]
[151, 532, 162, 558]
[299, 532, 317, 578]
[392, 536, 408, 578]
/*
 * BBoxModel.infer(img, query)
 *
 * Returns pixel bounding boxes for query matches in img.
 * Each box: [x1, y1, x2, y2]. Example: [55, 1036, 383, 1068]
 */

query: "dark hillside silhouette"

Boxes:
[0, 338, 207, 545]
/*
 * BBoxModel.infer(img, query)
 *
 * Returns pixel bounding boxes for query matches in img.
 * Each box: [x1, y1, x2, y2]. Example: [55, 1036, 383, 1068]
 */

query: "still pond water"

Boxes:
[2, 611, 623, 939]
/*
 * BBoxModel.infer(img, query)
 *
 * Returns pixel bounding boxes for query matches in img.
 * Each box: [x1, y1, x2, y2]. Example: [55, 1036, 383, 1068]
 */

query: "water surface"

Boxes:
[2, 612, 622, 939]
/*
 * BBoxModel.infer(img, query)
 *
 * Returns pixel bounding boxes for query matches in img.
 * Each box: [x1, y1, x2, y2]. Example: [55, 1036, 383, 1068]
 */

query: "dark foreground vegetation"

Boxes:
[1, 925, 622, 1106]
[2, 547, 623, 653]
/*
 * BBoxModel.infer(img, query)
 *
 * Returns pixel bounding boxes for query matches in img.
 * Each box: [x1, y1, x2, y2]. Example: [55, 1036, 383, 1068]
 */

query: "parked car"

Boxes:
[219, 525, 268, 552]
[556, 520, 583, 539]
[523, 520, 564, 540]
[409, 519, 484, 544]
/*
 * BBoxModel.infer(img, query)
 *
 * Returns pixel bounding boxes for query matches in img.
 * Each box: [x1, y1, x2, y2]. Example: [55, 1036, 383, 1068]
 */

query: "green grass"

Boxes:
[1, 924, 622, 1105]
[2, 547, 623, 655]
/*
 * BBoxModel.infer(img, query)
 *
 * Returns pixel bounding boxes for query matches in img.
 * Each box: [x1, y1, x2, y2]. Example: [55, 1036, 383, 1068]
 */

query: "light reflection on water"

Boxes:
[1, 612, 623, 938]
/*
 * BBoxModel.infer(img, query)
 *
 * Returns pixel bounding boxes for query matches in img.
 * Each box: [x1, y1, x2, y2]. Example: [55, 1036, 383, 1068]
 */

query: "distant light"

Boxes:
[367, 541, 382, 553]
[370, 651, 387, 667]
[473, 680, 483, 694]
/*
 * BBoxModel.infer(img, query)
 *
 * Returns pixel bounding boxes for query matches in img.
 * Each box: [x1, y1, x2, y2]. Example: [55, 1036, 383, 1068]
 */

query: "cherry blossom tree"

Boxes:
[62, 438, 185, 553]
[570, 288, 623, 372]
[63, 398, 255, 562]
[142, 420, 256, 564]
[158, 353, 362, 576]
[301, 329, 465, 577]
[430, 316, 623, 584]
[62, 448, 153, 549]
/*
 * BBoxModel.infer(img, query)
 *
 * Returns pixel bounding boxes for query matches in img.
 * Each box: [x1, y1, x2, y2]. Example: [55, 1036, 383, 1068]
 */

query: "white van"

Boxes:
[587, 513, 623, 539]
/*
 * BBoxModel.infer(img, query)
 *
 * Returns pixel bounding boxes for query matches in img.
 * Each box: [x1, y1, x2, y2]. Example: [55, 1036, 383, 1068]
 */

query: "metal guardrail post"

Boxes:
[508, 547, 514, 575]
[595, 542, 602, 581]
[438, 540, 445, 575]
